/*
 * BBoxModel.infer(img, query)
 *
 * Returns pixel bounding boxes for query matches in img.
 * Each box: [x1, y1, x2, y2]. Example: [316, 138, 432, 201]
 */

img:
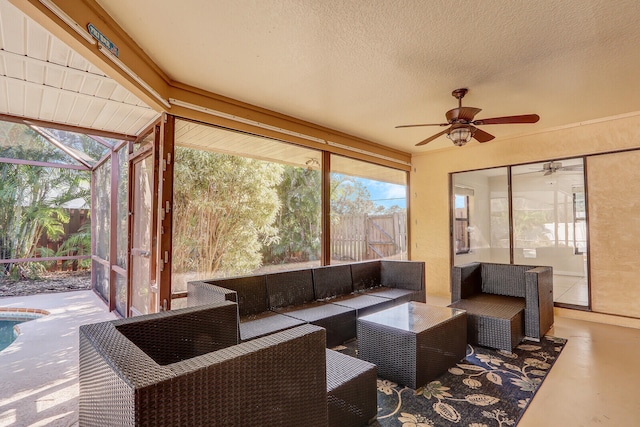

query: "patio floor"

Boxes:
[0, 291, 116, 427]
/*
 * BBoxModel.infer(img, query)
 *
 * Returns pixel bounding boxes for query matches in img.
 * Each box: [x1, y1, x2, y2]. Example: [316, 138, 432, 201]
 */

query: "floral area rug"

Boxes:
[336, 335, 567, 427]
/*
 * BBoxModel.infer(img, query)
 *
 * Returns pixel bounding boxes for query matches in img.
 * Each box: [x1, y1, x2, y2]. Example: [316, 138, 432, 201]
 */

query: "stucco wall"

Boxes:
[410, 113, 640, 319]
[587, 151, 640, 318]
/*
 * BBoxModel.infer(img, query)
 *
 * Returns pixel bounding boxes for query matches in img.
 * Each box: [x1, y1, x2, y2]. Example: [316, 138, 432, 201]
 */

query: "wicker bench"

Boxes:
[189, 260, 425, 346]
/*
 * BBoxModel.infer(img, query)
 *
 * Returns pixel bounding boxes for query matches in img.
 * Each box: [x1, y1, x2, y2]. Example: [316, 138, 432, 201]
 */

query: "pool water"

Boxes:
[0, 318, 27, 352]
[0, 312, 44, 352]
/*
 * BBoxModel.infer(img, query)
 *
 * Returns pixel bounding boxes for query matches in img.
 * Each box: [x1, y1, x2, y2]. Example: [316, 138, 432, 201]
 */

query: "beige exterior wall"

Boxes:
[410, 113, 640, 319]
[587, 151, 640, 318]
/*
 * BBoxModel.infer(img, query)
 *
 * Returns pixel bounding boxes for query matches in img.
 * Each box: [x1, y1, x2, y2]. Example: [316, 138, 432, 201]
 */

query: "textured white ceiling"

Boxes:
[94, 0, 640, 151]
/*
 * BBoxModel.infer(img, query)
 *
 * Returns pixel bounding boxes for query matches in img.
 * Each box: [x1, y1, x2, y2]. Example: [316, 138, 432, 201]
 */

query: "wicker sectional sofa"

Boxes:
[79, 301, 378, 427]
[449, 262, 554, 351]
[188, 260, 425, 347]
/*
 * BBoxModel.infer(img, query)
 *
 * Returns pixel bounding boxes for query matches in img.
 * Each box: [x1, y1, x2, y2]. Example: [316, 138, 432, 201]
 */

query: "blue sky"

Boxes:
[358, 178, 407, 210]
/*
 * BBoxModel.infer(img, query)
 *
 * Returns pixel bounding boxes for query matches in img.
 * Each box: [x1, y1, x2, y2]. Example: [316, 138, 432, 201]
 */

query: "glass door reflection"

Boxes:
[511, 158, 588, 307]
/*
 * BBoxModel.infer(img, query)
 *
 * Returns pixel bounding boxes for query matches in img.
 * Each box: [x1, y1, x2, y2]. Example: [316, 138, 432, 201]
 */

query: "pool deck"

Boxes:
[0, 291, 116, 427]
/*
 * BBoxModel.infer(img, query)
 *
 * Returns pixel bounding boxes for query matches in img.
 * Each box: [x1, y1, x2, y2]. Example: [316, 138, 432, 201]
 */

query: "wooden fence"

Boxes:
[330, 213, 407, 262]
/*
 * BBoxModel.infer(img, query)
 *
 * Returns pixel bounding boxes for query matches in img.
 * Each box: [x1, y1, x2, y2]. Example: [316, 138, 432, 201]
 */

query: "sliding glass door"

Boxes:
[511, 158, 587, 306]
[452, 158, 589, 307]
[451, 167, 509, 266]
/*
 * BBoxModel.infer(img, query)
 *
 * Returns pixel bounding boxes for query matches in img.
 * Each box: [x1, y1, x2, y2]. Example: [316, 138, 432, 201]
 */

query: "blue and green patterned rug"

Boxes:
[336, 335, 567, 426]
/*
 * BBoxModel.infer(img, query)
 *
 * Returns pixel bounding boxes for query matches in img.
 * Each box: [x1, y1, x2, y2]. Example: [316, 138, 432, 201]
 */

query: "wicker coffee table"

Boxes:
[357, 302, 467, 389]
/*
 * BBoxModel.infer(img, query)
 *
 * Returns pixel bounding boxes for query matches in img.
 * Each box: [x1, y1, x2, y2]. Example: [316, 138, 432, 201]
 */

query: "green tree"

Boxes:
[263, 166, 321, 264]
[264, 171, 403, 265]
[55, 221, 91, 269]
[330, 174, 376, 216]
[172, 147, 282, 277]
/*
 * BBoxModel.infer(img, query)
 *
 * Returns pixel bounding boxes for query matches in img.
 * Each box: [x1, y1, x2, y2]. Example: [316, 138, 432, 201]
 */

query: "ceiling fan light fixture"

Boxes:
[447, 126, 474, 146]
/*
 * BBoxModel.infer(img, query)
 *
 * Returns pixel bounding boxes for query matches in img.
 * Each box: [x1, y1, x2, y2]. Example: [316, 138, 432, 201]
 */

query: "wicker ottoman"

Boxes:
[449, 295, 525, 351]
[357, 302, 467, 389]
[326, 349, 378, 427]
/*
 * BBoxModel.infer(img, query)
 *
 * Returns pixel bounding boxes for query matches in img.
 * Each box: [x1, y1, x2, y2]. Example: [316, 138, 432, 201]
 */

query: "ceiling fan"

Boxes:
[396, 88, 540, 147]
[539, 161, 584, 176]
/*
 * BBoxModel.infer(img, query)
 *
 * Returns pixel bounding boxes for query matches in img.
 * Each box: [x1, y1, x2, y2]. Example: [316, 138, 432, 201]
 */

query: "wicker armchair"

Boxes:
[79, 302, 329, 426]
[450, 262, 554, 342]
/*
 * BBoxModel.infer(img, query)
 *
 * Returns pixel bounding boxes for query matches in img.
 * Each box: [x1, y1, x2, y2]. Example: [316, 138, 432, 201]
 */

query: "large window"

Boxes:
[92, 158, 111, 301]
[171, 119, 322, 293]
[330, 155, 408, 263]
[114, 144, 129, 316]
[572, 188, 587, 254]
[0, 117, 134, 314]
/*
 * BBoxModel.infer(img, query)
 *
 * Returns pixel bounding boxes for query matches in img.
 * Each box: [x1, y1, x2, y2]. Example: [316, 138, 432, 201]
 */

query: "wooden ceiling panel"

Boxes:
[0, 82, 8, 111]
[66, 97, 92, 125]
[39, 88, 60, 120]
[0, 2, 24, 53]
[79, 75, 102, 96]
[0, 0, 159, 137]
[6, 83, 25, 115]
[23, 85, 45, 119]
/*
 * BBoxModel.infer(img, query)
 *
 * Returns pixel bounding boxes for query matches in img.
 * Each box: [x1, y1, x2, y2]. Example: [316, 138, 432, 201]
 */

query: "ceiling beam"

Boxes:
[29, 124, 94, 168]
[0, 156, 89, 170]
[0, 112, 137, 140]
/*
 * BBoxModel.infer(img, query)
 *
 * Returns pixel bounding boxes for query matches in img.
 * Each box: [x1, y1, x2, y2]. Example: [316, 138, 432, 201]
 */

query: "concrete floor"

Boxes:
[0, 291, 115, 427]
[554, 274, 589, 306]
[1, 291, 639, 426]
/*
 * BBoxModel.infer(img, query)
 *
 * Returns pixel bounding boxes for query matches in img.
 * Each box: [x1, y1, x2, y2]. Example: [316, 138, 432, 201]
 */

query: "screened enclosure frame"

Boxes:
[0, 113, 134, 314]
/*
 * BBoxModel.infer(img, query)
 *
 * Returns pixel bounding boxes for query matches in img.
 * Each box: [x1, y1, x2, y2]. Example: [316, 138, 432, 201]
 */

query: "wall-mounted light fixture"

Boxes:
[305, 158, 321, 170]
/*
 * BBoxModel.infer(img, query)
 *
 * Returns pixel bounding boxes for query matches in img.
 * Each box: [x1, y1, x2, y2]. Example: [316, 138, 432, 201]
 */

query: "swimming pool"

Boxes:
[0, 310, 48, 352]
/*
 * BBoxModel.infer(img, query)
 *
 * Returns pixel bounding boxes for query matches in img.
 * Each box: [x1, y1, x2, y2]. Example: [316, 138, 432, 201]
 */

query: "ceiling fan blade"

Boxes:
[395, 123, 448, 128]
[561, 165, 584, 171]
[415, 128, 450, 146]
[473, 128, 495, 143]
[446, 107, 482, 122]
[473, 114, 540, 125]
